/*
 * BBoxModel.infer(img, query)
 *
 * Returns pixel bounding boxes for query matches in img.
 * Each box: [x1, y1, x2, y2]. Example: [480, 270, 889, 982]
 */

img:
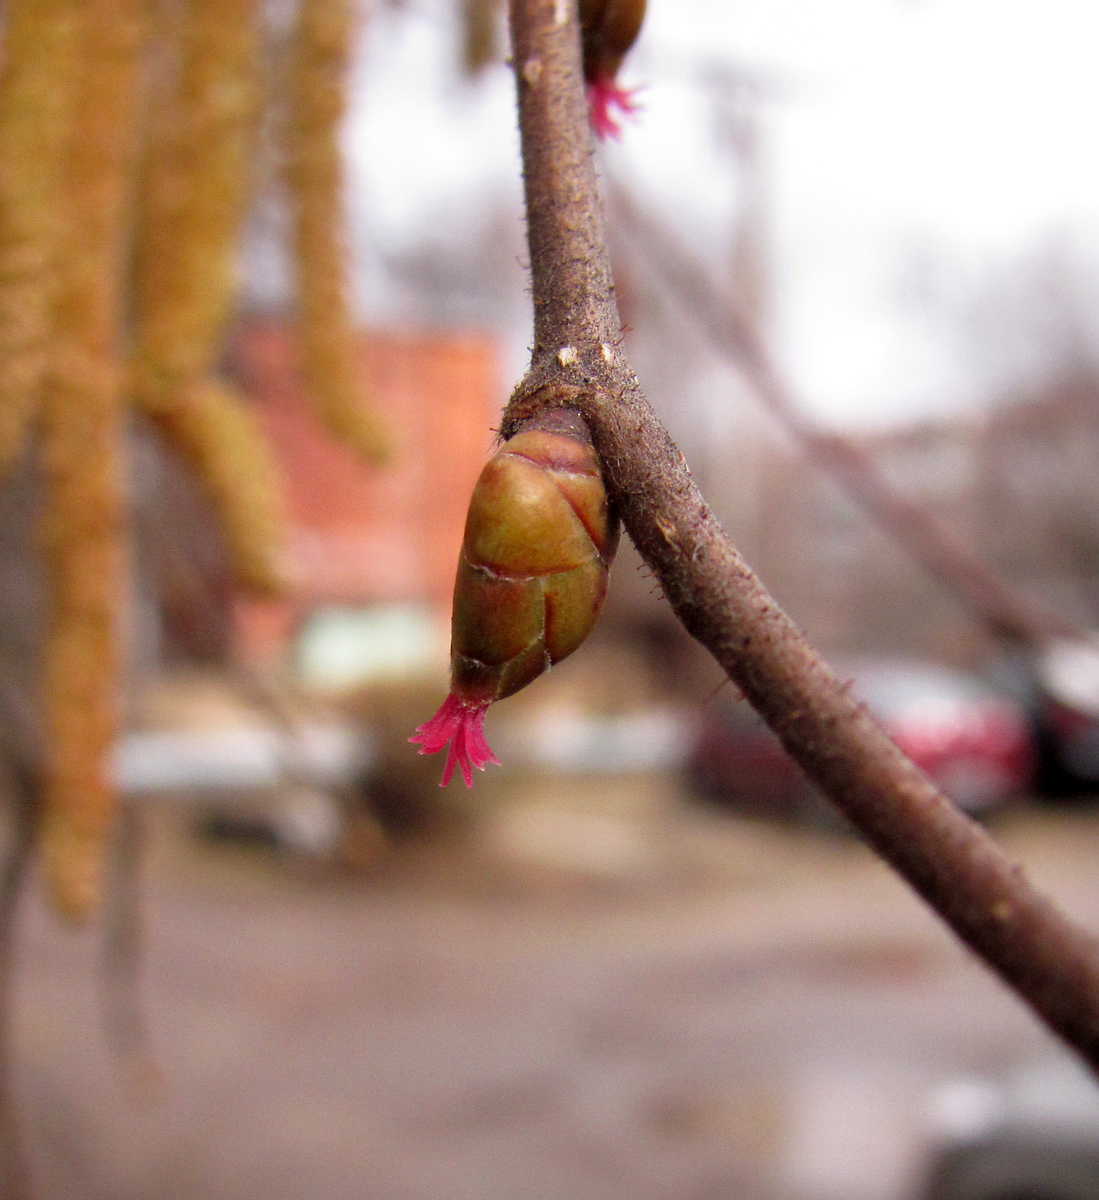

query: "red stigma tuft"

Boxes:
[409, 692, 500, 788]
[586, 76, 641, 140]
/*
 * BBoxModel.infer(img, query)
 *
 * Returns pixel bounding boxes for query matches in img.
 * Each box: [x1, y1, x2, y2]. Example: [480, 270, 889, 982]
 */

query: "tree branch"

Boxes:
[0, 758, 36, 1200]
[607, 184, 1085, 649]
[511, 0, 619, 352]
[505, 0, 1099, 1072]
[100, 803, 160, 1096]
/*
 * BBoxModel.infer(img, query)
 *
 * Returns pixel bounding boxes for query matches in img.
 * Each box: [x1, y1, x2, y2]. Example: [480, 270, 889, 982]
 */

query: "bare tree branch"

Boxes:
[100, 802, 161, 1096]
[504, 0, 1099, 1072]
[0, 759, 37, 1200]
[608, 184, 1085, 649]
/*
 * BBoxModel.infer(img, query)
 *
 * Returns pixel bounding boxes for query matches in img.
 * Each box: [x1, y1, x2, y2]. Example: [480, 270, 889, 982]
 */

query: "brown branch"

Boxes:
[607, 185, 1084, 649]
[0, 759, 37, 1200]
[100, 803, 161, 1097]
[505, 0, 1099, 1072]
[513, 6, 619, 354]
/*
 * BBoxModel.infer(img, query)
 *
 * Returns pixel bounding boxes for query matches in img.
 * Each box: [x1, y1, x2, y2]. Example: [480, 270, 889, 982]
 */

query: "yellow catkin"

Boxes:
[286, 0, 391, 467]
[132, 0, 262, 388]
[39, 0, 146, 920]
[131, 0, 284, 590]
[0, 0, 81, 475]
[459, 0, 500, 76]
[145, 378, 287, 594]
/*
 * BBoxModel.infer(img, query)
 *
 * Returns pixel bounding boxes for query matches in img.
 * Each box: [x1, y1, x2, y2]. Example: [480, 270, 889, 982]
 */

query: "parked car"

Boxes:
[918, 1058, 1099, 1200]
[686, 656, 1035, 825]
[1034, 636, 1099, 795]
[117, 668, 375, 856]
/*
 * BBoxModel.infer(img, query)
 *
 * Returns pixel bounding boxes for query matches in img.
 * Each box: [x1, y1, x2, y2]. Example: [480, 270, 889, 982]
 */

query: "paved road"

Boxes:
[10, 800, 1099, 1200]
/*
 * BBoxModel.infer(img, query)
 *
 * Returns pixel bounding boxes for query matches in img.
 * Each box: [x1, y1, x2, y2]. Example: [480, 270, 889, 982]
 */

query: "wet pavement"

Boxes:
[9, 796, 1099, 1200]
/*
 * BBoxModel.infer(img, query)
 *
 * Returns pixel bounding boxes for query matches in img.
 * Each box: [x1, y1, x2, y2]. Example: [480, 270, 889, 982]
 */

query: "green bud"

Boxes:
[451, 428, 619, 704]
[412, 426, 619, 786]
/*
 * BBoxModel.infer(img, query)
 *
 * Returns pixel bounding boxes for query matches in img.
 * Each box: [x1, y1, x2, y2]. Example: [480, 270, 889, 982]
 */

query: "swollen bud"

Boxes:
[411, 427, 619, 786]
[579, 0, 647, 139]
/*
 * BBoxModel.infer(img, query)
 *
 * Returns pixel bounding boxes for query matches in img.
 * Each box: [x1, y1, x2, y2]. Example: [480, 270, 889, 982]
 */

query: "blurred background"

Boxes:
[7, 0, 1099, 1198]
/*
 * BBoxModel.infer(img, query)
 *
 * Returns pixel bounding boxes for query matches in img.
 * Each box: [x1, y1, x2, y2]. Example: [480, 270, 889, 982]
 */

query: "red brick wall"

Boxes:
[229, 320, 501, 661]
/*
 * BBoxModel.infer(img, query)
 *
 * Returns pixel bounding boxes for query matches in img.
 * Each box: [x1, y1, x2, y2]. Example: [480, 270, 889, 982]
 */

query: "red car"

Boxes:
[687, 657, 1035, 825]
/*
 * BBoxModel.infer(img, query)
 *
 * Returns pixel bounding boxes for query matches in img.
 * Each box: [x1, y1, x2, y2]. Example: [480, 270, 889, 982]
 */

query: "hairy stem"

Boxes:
[505, 0, 1099, 1072]
[510, 0, 619, 351]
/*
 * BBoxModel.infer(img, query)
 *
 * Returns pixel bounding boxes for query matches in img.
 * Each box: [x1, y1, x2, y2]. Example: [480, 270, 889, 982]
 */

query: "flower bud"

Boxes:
[411, 427, 619, 786]
[579, 0, 646, 139]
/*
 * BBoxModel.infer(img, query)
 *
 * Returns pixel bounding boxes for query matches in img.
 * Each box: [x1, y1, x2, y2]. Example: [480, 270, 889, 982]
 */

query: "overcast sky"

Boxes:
[342, 0, 1099, 429]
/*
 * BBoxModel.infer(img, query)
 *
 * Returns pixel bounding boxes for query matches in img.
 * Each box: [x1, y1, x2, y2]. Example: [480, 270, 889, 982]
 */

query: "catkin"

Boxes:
[39, 0, 146, 920]
[459, 0, 500, 76]
[144, 378, 287, 594]
[0, 0, 81, 475]
[132, 0, 262, 387]
[131, 0, 284, 589]
[286, 0, 391, 467]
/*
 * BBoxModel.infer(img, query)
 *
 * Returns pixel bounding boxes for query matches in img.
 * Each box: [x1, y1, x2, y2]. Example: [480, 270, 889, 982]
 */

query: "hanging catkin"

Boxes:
[459, 0, 500, 76]
[39, 0, 146, 920]
[133, 0, 261, 386]
[131, 0, 284, 592]
[145, 378, 287, 591]
[0, 0, 81, 475]
[286, 0, 390, 467]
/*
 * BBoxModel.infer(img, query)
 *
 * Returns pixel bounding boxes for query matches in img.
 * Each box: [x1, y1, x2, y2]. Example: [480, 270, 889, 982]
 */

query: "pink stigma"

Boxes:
[409, 692, 500, 788]
[586, 76, 641, 140]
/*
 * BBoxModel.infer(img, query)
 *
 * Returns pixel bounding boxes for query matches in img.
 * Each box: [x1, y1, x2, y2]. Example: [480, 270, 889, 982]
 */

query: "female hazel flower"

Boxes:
[579, 0, 647, 139]
[411, 425, 619, 786]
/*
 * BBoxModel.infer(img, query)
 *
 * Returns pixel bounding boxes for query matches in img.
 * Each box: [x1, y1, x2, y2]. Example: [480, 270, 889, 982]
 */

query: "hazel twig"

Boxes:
[503, 0, 1099, 1073]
